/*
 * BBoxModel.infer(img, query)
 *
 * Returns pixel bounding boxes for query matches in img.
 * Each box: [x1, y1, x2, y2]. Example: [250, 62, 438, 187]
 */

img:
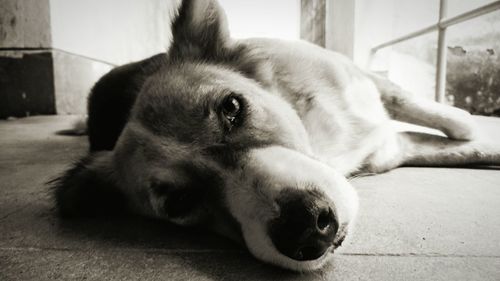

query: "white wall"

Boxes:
[326, 0, 442, 68]
[49, 0, 300, 65]
[50, 0, 177, 65]
[50, 0, 300, 64]
[352, 0, 396, 67]
[326, 0, 396, 67]
[219, 0, 300, 40]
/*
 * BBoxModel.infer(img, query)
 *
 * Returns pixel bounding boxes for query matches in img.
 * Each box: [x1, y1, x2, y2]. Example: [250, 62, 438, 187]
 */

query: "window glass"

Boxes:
[391, 0, 440, 38]
[370, 32, 438, 100]
[447, 0, 497, 17]
[446, 9, 500, 116]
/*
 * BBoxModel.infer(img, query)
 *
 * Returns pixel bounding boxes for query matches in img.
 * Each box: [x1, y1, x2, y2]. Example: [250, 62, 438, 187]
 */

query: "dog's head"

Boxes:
[54, 0, 358, 271]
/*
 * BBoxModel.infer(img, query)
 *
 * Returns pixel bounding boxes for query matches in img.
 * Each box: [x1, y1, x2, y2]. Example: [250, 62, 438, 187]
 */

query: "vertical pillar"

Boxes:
[301, 0, 326, 47]
[325, 0, 355, 58]
[435, 0, 448, 103]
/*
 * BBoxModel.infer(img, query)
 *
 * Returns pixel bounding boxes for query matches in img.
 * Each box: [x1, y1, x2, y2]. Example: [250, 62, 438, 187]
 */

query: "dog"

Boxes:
[52, 0, 500, 271]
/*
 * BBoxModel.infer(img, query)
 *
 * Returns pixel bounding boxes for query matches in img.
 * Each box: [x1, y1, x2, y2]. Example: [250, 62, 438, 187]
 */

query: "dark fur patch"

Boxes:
[87, 53, 167, 151]
[50, 153, 129, 218]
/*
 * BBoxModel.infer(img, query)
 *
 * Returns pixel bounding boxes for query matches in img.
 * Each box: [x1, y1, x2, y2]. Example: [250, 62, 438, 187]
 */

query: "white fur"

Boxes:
[225, 146, 359, 270]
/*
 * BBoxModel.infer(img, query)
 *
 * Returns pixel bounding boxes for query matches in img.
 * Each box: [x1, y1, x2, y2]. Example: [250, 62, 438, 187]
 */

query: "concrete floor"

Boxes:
[1, 116, 500, 281]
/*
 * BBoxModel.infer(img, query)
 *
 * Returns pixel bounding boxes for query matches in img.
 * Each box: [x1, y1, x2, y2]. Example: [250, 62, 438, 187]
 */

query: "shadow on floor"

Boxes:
[52, 213, 325, 280]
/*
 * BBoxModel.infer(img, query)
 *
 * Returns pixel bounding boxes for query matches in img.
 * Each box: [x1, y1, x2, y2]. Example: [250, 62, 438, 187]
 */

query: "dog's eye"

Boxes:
[222, 95, 241, 124]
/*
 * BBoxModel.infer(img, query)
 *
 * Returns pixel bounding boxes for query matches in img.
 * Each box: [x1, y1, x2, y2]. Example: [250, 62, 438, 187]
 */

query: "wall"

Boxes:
[0, 0, 52, 48]
[219, 0, 300, 40]
[325, 0, 395, 68]
[1, 0, 177, 117]
[301, 0, 326, 46]
[1, 0, 300, 117]
[49, 0, 176, 66]
[1, 0, 55, 118]
[49, 0, 300, 65]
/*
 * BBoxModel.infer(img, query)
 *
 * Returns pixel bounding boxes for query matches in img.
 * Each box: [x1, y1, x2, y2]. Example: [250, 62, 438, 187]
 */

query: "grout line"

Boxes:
[1, 246, 499, 258]
[338, 252, 500, 258]
[0, 246, 246, 255]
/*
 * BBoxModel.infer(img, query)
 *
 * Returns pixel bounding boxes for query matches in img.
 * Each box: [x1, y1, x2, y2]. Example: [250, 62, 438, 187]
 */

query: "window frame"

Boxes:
[369, 0, 500, 102]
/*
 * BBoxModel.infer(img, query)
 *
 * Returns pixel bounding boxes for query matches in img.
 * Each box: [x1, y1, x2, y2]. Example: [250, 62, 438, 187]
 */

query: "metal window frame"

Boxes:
[370, 0, 500, 102]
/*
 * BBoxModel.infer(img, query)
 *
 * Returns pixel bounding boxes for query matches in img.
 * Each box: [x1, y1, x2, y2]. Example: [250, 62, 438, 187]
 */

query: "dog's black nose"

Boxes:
[269, 188, 338, 261]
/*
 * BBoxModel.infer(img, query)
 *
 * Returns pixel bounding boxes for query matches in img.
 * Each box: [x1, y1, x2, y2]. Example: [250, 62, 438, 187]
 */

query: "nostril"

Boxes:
[317, 207, 333, 231]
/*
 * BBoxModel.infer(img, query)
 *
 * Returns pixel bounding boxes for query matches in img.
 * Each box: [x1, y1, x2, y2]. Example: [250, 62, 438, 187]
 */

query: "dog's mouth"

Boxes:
[284, 232, 346, 263]
[294, 244, 335, 261]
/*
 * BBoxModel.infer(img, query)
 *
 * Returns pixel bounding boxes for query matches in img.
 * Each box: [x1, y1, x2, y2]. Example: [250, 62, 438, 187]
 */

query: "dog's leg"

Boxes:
[399, 132, 500, 167]
[368, 73, 477, 141]
[362, 131, 500, 174]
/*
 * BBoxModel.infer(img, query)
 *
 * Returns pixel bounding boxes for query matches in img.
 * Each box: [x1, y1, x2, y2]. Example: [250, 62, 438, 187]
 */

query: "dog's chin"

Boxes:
[241, 221, 335, 272]
[253, 243, 334, 272]
[280, 248, 335, 272]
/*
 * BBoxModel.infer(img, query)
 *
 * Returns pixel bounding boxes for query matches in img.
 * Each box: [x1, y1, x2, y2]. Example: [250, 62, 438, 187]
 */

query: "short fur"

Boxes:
[52, 0, 500, 272]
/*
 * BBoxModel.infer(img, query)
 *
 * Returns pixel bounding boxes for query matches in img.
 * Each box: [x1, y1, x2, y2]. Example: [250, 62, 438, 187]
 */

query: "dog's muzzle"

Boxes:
[230, 146, 358, 270]
[269, 188, 338, 261]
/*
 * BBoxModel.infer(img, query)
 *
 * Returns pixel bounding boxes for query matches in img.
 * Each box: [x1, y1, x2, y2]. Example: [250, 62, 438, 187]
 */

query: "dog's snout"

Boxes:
[270, 188, 338, 261]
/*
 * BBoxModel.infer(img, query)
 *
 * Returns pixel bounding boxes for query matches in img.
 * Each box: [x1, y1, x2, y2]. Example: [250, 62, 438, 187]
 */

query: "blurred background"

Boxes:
[1, 0, 499, 118]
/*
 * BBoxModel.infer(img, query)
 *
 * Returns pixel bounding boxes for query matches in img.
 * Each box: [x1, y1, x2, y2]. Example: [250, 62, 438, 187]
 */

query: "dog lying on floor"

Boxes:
[52, 0, 500, 271]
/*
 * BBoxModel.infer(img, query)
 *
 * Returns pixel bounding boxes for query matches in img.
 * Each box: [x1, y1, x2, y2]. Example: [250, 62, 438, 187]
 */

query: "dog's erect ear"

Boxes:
[51, 152, 129, 218]
[169, 0, 231, 60]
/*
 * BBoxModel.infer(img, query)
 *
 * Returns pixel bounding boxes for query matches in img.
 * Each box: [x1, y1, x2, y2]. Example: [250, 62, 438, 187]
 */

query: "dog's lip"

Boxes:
[325, 245, 335, 255]
[333, 234, 346, 249]
[314, 245, 335, 263]
[308, 245, 335, 262]
[277, 235, 344, 264]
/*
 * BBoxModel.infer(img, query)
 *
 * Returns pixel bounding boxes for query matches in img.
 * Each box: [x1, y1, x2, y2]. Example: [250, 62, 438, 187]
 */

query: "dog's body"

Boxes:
[53, 0, 500, 272]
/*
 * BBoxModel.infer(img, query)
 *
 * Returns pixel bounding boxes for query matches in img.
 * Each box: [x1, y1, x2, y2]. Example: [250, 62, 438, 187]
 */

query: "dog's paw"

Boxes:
[440, 108, 478, 141]
[56, 116, 88, 136]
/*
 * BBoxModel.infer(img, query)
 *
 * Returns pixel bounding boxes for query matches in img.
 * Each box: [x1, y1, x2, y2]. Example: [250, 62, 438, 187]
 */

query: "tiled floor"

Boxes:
[1, 116, 500, 280]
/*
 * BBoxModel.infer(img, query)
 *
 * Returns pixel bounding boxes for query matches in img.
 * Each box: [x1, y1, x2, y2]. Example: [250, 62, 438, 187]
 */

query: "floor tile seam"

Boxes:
[1, 246, 500, 259]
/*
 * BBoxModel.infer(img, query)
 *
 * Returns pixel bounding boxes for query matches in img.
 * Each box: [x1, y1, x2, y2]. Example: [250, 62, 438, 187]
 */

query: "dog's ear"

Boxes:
[51, 152, 130, 218]
[169, 0, 231, 60]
